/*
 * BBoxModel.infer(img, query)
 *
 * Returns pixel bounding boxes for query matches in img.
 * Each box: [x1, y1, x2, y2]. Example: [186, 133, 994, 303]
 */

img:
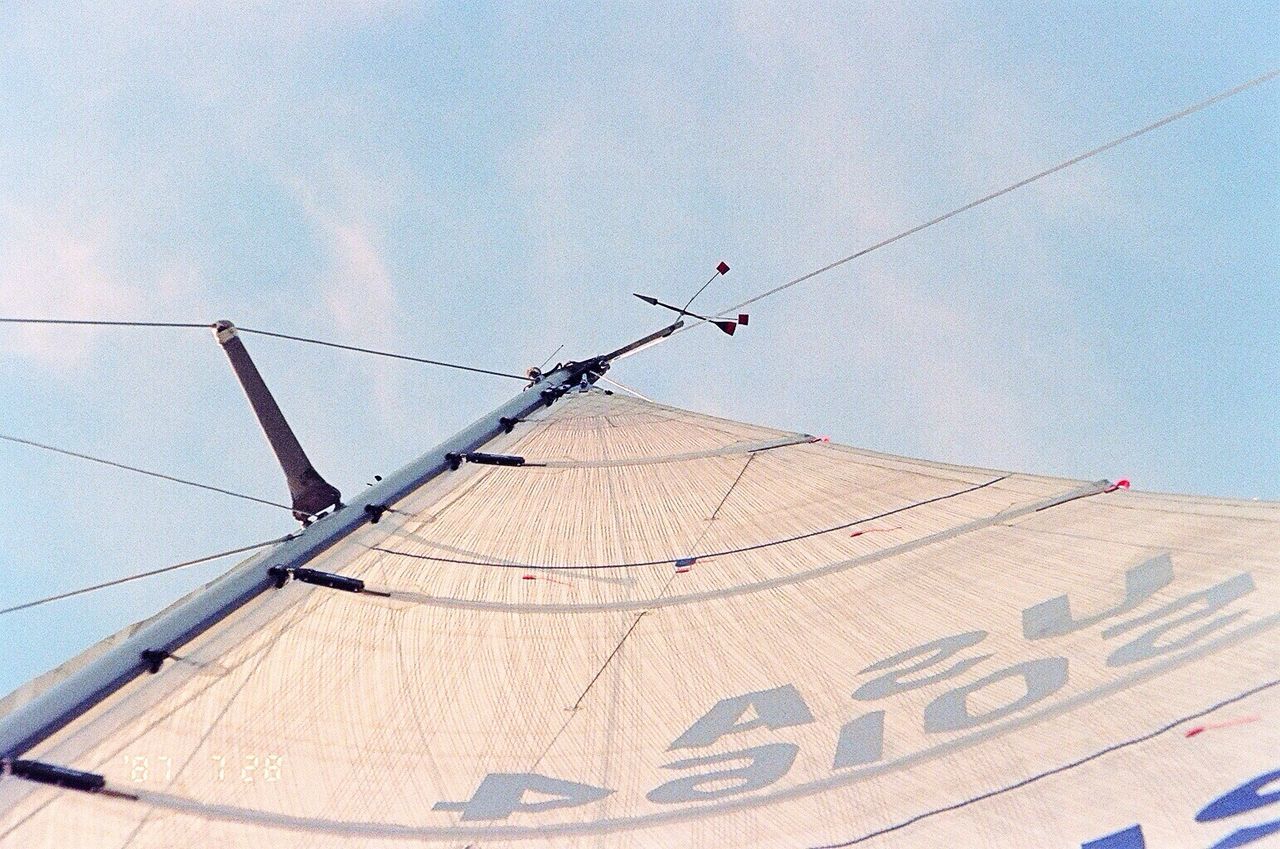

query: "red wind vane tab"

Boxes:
[522, 572, 573, 587]
[738, 314, 749, 326]
[714, 320, 737, 336]
[850, 526, 901, 538]
[716, 261, 730, 275]
[1184, 715, 1261, 738]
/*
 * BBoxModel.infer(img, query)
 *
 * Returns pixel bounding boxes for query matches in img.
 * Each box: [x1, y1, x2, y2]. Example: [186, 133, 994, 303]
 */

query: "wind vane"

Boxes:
[634, 261, 749, 335]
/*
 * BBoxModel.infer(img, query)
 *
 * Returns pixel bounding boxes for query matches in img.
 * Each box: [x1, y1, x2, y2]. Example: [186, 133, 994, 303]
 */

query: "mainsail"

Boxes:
[0, 385, 1276, 847]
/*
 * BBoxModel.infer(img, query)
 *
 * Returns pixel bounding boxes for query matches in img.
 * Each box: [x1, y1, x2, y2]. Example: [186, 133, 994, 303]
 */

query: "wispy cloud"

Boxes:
[496, 2, 1132, 473]
[0, 205, 144, 370]
[290, 170, 414, 433]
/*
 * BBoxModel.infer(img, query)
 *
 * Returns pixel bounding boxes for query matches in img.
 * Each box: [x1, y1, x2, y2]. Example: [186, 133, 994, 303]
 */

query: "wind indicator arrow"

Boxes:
[633, 262, 747, 335]
[631, 294, 744, 335]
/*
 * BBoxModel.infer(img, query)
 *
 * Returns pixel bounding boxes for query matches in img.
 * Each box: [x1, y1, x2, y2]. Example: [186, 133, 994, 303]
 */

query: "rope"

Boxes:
[0, 433, 296, 513]
[676, 68, 1280, 337]
[0, 534, 297, 617]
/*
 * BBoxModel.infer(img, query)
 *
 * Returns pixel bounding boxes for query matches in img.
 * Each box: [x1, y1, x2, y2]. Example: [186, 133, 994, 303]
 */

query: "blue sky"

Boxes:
[0, 2, 1276, 696]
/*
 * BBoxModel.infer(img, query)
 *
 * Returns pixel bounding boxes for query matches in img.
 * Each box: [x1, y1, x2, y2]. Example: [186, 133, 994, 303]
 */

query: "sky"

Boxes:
[0, 2, 1276, 696]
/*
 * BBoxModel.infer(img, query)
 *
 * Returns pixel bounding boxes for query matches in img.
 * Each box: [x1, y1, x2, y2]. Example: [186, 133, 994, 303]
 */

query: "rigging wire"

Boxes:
[4, 72, 1276, 374]
[233, 326, 529, 381]
[597, 375, 655, 401]
[675, 68, 1280, 337]
[0, 318, 527, 380]
[0, 534, 297, 617]
[0, 319, 212, 329]
[0, 433, 296, 514]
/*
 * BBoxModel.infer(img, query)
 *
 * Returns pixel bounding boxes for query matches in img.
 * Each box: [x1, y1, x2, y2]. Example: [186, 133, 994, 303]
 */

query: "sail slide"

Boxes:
[0, 389, 1276, 848]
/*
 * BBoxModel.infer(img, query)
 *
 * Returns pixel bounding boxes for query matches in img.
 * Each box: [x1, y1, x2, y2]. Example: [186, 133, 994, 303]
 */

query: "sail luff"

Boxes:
[0, 364, 584, 761]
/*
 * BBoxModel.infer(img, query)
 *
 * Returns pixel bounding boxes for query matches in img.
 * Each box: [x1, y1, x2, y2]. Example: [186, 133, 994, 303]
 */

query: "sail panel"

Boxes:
[1, 391, 1276, 848]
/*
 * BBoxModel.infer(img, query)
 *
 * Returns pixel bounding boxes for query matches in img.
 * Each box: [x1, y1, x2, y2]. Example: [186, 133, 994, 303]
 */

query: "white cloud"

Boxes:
[0, 206, 145, 370]
[287, 171, 416, 435]
[320, 218, 399, 338]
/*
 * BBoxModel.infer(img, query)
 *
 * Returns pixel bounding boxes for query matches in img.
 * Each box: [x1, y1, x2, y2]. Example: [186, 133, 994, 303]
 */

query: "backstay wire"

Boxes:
[669, 69, 1280, 338]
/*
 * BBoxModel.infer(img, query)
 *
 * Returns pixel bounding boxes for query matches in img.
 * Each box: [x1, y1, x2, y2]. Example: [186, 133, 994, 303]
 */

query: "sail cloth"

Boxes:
[0, 390, 1276, 848]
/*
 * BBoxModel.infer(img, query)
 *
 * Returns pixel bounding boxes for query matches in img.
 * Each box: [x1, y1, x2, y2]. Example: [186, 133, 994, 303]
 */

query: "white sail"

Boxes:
[1, 389, 1276, 848]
